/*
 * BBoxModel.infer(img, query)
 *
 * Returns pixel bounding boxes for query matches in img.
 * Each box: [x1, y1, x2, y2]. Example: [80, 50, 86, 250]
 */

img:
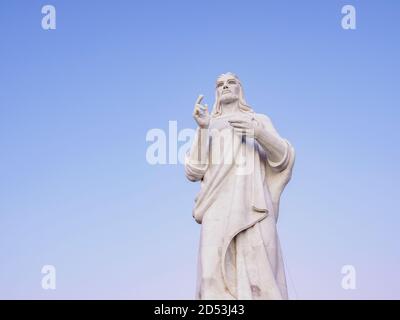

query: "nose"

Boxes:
[223, 84, 229, 89]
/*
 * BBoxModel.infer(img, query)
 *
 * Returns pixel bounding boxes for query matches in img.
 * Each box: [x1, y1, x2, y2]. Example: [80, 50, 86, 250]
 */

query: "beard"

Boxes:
[220, 92, 239, 104]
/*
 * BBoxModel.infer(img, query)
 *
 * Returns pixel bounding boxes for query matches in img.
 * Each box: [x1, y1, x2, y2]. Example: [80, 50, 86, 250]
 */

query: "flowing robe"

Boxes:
[185, 111, 295, 300]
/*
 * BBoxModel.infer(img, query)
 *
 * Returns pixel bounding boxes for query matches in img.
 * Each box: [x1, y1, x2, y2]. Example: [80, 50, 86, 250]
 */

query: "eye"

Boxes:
[216, 82, 224, 88]
[227, 80, 236, 85]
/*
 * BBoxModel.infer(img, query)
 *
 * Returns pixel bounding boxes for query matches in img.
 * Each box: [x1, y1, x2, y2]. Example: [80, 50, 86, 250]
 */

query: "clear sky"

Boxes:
[0, 0, 399, 299]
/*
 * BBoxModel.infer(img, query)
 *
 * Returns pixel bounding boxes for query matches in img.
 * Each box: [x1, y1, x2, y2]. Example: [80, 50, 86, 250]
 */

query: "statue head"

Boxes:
[211, 72, 253, 117]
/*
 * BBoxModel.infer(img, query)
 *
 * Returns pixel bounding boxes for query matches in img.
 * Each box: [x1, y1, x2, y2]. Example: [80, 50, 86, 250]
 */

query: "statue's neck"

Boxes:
[221, 101, 240, 115]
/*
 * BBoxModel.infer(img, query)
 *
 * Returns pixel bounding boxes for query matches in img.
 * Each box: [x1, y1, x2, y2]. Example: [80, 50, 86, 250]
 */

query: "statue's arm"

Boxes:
[255, 115, 290, 171]
[184, 127, 209, 182]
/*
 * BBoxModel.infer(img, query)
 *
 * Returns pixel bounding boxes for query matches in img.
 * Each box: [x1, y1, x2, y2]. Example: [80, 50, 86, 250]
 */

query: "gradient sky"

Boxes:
[0, 0, 399, 299]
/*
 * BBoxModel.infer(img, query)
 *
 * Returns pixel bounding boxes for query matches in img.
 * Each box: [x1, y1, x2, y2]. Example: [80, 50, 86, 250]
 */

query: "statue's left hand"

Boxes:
[228, 117, 261, 137]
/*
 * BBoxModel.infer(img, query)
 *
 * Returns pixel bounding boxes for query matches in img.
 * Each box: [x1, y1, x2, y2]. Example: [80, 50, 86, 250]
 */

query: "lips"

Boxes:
[222, 90, 231, 95]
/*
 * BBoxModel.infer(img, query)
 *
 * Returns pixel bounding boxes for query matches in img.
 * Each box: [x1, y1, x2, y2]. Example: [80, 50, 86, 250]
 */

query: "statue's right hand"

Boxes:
[193, 94, 210, 129]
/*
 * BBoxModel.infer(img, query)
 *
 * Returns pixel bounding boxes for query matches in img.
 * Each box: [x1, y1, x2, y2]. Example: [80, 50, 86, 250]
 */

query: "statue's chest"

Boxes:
[208, 115, 258, 164]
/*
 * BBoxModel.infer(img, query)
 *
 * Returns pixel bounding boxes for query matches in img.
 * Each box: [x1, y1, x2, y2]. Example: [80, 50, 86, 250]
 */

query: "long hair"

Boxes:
[211, 72, 254, 117]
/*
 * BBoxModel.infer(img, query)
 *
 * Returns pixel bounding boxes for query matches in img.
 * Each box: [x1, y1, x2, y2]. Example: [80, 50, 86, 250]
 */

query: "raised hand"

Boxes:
[193, 94, 210, 129]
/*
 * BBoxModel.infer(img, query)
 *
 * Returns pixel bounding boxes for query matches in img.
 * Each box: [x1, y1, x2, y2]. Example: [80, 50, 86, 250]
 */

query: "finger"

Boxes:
[229, 118, 247, 122]
[195, 94, 204, 105]
[193, 105, 200, 116]
[229, 123, 248, 129]
[228, 120, 246, 125]
[231, 121, 252, 128]
[200, 104, 208, 113]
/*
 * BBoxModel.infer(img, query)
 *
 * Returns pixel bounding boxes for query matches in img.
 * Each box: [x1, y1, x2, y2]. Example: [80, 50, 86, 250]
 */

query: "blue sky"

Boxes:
[0, 0, 399, 299]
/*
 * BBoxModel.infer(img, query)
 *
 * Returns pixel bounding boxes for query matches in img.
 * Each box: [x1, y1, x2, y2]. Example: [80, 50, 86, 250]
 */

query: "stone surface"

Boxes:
[185, 73, 295, 300]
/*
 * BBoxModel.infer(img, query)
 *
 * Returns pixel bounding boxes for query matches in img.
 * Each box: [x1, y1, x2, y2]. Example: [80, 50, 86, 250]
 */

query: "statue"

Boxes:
[185, 73, 295, 300]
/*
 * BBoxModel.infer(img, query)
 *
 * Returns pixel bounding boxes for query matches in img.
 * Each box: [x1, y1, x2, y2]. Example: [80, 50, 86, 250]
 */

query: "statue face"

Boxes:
[216, 74, 240, 104]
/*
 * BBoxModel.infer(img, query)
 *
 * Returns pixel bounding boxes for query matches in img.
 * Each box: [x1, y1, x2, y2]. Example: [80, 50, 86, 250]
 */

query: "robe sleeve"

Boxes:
[256, 114, 291, 172]
[256, 114, 295, 221]
[267, 139, 291, 172]
[184, 128, 209, 182]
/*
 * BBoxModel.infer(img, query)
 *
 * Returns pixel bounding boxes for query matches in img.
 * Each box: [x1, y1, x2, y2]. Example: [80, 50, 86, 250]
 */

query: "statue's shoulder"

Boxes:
[254, 113, 272, 125]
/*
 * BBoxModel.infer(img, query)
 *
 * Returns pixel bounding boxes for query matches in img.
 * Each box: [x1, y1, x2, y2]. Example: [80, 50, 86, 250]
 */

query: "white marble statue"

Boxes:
[185, 73, 295, 300]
